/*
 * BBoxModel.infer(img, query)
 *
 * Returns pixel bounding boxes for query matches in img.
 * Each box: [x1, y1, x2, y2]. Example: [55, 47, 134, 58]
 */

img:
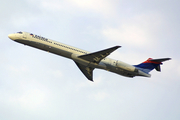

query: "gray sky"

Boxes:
[1, 0, 180, 120]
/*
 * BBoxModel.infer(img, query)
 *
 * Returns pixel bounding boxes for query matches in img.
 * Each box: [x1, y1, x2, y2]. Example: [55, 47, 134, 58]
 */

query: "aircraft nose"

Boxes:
[8, 34, 16, 40]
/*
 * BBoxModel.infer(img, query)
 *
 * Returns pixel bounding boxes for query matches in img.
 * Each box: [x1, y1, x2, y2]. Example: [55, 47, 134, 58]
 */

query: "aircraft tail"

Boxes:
[134, 58, 171, 74]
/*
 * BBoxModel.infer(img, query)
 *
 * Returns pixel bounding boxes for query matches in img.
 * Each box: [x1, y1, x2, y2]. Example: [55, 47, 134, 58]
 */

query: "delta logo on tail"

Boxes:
[134, 58, 171, 74]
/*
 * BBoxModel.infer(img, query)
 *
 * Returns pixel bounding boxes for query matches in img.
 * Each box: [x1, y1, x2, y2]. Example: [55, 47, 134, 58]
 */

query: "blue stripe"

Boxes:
[134, 63, 160, 73]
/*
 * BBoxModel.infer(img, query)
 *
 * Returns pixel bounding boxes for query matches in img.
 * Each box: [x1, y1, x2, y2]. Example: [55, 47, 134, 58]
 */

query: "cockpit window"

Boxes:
[17, 32, 23, 34]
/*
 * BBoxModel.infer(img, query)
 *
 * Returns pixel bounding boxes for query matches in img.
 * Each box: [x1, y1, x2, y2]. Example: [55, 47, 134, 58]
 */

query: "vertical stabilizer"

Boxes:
[134, 58, 171, 74]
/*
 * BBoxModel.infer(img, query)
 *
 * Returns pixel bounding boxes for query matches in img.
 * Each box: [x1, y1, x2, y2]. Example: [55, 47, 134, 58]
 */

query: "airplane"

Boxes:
[8, 31, 171, 82]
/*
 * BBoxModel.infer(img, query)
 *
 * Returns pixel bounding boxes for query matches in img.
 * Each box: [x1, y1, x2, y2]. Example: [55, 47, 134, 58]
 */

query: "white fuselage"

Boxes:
[8, 32, 150, 78]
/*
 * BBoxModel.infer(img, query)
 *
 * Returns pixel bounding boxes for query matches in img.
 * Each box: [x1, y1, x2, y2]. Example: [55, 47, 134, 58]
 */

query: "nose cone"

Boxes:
[8, 34, 16, 40]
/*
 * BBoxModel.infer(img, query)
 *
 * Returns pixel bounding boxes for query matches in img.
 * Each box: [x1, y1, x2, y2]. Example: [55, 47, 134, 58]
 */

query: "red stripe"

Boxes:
[143, 58, 162, 64]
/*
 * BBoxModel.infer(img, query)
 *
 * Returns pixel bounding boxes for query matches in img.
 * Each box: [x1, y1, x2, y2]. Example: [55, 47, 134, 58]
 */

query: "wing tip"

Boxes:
[116, 45, 121, 48]
[88, 79, 94, 82]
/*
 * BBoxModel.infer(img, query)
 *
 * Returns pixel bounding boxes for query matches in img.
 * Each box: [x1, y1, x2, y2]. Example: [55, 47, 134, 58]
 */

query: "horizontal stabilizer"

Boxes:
[78, 46, 121, 64]
[149, 58, 171, 63]
[150, 58, 171, 72]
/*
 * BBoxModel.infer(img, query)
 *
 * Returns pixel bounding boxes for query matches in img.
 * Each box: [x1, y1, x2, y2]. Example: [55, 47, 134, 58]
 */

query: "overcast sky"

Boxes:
[1, 0, 180, 120]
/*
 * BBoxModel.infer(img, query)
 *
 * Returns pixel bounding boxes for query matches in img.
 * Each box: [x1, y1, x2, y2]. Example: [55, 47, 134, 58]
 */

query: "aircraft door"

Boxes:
[23, 32, 27, 39]
[112, 60, 118, 66]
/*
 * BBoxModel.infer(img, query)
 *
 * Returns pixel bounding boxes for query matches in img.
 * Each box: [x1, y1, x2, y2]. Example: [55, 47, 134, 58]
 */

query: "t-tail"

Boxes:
[134, 58, 171, 76]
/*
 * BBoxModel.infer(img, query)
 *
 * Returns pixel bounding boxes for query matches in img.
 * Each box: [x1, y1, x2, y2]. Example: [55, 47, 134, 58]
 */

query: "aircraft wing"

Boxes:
[78, 46, 121, 64]
[75, 46, 121, 81]
[75, 62, 94, 81]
